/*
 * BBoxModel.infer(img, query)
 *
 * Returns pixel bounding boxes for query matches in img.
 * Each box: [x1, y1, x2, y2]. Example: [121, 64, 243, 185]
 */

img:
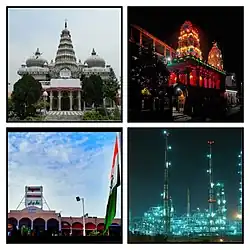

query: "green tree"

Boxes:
[81, 75, 104, 108]
[82, 110, 106, 121]
[12, 74, 42, 119]
[8, 97, 15, 119]
[81, 76, 95, 106]
[109, 107, 121, 120]
[129, 44, 170, 112]
[89, 230, 101, 236]
[33, 98, 50, 113]
[104, 69, 120, 107]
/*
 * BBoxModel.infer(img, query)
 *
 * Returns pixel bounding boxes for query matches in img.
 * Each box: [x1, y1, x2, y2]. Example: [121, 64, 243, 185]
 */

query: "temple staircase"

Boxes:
[44, 111, 84, 121]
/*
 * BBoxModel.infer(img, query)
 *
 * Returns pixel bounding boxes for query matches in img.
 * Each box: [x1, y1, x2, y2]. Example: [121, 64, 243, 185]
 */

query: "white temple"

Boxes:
[17, 21, 117, 111]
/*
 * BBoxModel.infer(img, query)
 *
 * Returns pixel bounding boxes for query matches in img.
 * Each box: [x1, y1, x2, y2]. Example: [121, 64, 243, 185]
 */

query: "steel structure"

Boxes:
[163, 130, 171, 236]
[214, 182, 227, 233]
[236, 151, 242, 233]
[238, 151, 242, 217]
[207, 140, 216, 233]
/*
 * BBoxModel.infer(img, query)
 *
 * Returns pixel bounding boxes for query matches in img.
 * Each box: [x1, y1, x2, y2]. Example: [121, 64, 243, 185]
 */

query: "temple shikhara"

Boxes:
[17, 21, 117, 112]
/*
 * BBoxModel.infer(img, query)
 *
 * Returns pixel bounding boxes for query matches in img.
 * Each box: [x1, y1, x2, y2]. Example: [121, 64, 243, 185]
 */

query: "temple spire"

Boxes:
[35, 48, 41, 56]
[54, 18, 77, 68]
[92, 48, 96, 55]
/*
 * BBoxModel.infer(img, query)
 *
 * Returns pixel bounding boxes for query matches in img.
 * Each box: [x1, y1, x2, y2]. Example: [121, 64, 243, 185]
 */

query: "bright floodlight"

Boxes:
[236, 214, 242, 220]
[163, 130, 167, 134]
[167, 57, 171, 61]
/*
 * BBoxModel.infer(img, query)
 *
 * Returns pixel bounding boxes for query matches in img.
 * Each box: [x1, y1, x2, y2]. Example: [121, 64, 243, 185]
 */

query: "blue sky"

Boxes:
[8, 8, 121, 89]
[8, 132, 121, 218]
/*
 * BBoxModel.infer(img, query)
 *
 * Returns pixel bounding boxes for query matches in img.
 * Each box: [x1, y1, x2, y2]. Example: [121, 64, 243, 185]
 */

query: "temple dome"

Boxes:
[84, 49, 105, 68]
[26, 48, 48, 67]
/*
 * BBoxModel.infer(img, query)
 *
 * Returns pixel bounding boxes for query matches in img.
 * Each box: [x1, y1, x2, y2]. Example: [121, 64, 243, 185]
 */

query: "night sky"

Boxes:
[128, 6, 244, 84]
[128, 128, 243, 219]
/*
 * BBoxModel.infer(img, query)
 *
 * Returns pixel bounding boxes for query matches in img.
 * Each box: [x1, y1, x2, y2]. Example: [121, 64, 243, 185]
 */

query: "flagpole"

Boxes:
[103, 132, 121, 235]
[82, 198, 86, 236]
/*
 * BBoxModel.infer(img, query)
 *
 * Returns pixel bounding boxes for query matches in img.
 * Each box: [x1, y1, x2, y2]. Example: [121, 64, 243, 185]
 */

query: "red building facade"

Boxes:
[167, 57, 224, 90]
[8, 206, 121, 236]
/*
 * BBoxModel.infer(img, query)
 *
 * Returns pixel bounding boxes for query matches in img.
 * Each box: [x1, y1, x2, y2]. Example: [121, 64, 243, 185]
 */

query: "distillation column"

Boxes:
[163, 130, 171, 236]
[207, 140, 216, 234]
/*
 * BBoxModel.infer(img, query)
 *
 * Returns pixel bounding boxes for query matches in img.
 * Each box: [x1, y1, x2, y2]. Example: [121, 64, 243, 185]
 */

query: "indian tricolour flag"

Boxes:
[104, 132, 121, 233]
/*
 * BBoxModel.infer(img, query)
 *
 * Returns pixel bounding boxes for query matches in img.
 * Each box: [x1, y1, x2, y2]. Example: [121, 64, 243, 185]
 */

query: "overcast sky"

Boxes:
[8, 8, 121, 89]
[8, 132, 121, 218]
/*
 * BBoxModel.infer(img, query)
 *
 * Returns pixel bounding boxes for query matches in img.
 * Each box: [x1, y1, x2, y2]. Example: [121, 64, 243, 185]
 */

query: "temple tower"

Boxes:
[176, 21, 202, 60]
[53, 20, 79, 78]
[208, 42, 223, 71]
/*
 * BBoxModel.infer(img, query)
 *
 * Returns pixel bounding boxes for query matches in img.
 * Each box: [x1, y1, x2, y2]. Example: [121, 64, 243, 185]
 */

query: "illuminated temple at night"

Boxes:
[129, 132, 242, 238]
[129, 21, 238, 117]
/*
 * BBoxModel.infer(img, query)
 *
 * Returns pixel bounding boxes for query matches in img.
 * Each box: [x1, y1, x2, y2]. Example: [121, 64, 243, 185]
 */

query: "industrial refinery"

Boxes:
[128, 129, 243, 242]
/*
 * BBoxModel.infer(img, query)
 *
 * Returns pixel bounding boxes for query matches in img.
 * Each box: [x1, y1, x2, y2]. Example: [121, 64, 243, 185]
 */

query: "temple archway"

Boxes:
[172, 83, 188, 113]
[72, 91, 78, 110]
[33, 218, 45, 232]
[52, 91, 58, 110]
[61, 91, 70, 111]
[47, 218, 59, 234]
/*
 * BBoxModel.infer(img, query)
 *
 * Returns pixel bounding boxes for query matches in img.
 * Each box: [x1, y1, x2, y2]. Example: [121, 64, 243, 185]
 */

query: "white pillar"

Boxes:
[45, 220, 47, 231]
[17, 220, 19, 230]
[49, 91, 53, 111]
[82, 198, 86, 236]
[58, 91, 61, 111]
[59, 220, 62, 232]
[31, 220, 33, 230]
[69, 91, 73, 111]
[78, 90, 81, 111]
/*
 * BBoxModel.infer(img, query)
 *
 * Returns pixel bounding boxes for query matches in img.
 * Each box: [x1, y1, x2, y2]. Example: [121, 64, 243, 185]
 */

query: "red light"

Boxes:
[208, 140, 215, 145]
[208, 199, 216, 203]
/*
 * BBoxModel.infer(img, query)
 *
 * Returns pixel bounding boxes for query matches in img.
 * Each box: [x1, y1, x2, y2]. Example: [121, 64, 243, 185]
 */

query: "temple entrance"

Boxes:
[72, 91, 78, 111]
[172, 83, 188, 114]
[61, 91, 70, 111]
[52, 91, 58, 111]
